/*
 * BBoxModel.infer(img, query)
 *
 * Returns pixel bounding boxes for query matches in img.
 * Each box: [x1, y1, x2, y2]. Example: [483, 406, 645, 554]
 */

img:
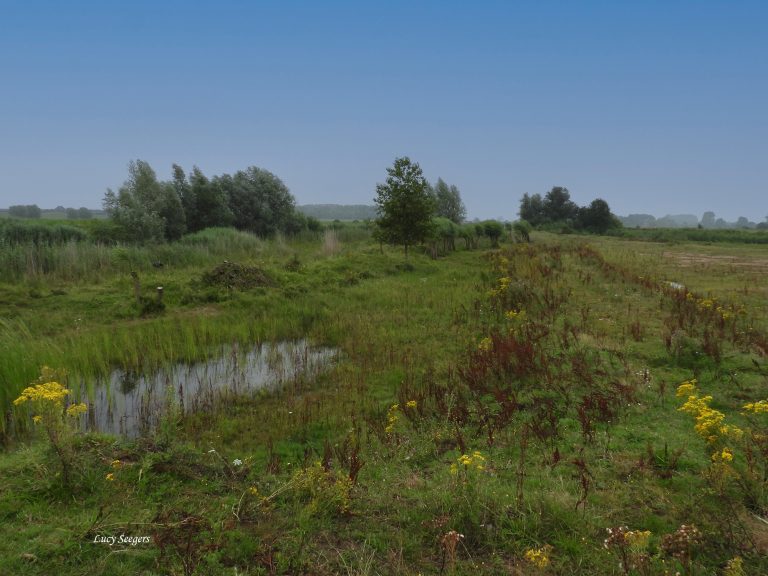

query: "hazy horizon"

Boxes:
[1, 1, 766, 222]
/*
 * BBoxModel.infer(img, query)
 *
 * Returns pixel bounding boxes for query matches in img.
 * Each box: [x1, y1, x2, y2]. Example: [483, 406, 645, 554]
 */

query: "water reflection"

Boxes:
[78, 340, 336, 437]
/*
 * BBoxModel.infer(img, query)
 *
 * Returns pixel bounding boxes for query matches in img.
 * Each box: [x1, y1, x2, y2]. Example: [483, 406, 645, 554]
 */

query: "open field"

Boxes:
[1, 230, 767, 575]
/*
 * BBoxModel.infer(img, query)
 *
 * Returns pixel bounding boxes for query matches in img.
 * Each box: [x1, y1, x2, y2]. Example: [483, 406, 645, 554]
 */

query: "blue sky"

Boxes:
[1, 0, 766, 221]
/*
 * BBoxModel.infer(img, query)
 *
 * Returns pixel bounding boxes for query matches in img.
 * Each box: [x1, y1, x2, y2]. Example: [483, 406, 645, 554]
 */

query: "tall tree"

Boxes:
[542, 186, 578, 223]
[103, 160, 166, 243]
[433, 178, 466, 224]
[221, 167, 297, 236]
[518, 193, 545, 226]
[577, 198, 621, 233]
[172, 164, 196, 231]
[187, 166, 232, 232]
[157, 182, 186, 240]
[374, 157, 436, 257]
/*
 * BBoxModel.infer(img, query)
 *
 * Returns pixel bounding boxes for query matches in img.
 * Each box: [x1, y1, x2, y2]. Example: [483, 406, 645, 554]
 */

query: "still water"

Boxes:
[78, 340, 337, 437]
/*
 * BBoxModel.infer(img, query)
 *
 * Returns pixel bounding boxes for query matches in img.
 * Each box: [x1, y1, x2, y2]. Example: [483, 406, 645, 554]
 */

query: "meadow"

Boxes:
[0, 224, 767, 575]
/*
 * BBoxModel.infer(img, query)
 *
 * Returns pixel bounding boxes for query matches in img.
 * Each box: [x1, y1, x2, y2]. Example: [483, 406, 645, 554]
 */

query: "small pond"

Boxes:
[77, 340, 337, 437]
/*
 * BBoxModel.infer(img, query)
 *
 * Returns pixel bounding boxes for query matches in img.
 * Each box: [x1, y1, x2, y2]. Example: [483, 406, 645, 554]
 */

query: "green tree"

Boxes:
[542, 186, 578, 224]
[518, 193, 545, 226]
[9, 204, 41, 218]
[103, 160, 186, 242]
[374, 157, 436, 258]
[220, 167, 297, 236]
[172, 164, 196, 231]
[512, 220, 532, 243]
[576, 198, 621, 233]
[103, 160, 166, 243]
[157, 182, 186, 241]
[187, 166, 232, 232]
[433, 178, 466, 224]
[483, 220, 504, 247]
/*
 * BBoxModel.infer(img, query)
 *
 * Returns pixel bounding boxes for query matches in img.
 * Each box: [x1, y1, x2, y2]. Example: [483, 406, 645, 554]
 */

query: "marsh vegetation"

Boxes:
[1, 222, 767, 575]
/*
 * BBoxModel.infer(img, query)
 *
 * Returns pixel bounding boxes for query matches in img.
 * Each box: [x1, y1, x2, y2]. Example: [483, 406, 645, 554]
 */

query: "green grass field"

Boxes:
[1, 229, 767, 575]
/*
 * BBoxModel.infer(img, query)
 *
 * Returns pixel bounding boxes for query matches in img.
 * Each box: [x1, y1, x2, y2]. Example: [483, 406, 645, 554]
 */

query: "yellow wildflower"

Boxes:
[385, 404, 399, 434]
[625, 530, 651, 550]
[454, 451, 485, 472]
[32, 415, 42, 424]
[14, 381, 70, 406]
[406, 400, 417, 409]
[743, 400, 768, 414]
[105, 473, 115, 481]
[712, 448, 733, 462]
[676, 380, 697, 398]
[66, 403, 87, 417]
[524, 546, 550, 568]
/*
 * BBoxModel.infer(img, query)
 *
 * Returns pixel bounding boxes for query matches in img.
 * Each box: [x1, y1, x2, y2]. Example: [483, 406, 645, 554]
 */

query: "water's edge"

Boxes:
[76, 340, 337, 437]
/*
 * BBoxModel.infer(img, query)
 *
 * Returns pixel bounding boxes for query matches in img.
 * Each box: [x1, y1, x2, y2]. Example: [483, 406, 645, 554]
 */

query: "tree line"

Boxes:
[374, 158, 622, 258]
[518, 187, 621, 233]
[5, 205, 94, 220]
[621, 211, 768, 230]
[102, 160, 319, 243]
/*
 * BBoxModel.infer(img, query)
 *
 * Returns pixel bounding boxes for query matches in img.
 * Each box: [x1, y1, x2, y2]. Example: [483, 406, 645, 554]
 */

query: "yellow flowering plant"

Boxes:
[524, 545, 552, 569]
[13, 367, 87, 489]
[676, 380, 768, 507]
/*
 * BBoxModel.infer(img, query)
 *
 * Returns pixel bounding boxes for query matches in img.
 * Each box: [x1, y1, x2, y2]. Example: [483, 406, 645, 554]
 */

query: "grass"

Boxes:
[1, 228, 767, 574]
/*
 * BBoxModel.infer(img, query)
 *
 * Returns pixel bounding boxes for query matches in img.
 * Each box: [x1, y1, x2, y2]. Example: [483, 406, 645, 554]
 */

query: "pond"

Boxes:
[77, 340, 337, 437]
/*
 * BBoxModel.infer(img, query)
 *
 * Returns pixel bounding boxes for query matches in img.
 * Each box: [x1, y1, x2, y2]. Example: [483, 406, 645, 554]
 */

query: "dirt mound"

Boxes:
[202, 261, 274, 290]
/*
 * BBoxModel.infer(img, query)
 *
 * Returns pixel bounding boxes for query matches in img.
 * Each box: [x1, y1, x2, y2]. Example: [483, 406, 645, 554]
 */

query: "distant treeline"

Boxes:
[619, 212, 768, 230]
[298, 204, 377, 221]
[2, 206, 101, 220]
[607, 227, 768, 244]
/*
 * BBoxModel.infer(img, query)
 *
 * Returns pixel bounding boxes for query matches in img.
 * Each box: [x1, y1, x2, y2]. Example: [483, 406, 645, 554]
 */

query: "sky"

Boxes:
[1, 0, 766, 221]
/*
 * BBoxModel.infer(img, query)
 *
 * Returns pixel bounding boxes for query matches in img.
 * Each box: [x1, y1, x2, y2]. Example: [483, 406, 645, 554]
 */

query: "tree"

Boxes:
[374, 157, 436, 258]
[483, 220, 504, 247]
[172, 164, 196, 231]
[433, 178, 466, 224]
[103, 160, 167, 243]
[512, 220, 532, 243]
[157, 182, 186, 241]
[9, 204, 41, 218]
[701, 211, 716, 228]
[187, 166, 232, 232]
[518, 193, 545, 227]
[221, 167, 297, 236]
[542, 186, 578, 224]
[577, 198, 621, 233]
